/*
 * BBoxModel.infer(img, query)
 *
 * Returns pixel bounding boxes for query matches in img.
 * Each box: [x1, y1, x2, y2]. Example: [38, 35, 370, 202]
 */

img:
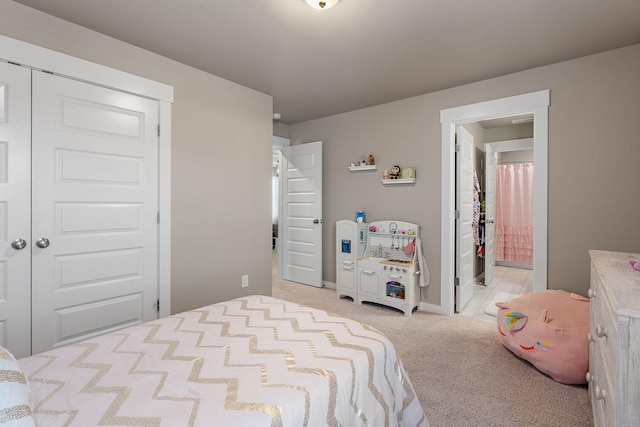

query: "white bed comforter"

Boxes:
[19, 295, 428, 426]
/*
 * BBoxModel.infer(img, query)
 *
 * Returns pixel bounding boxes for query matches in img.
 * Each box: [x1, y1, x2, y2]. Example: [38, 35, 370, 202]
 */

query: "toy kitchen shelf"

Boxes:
[349, 165, 378, 171]
[381, 178, 416, 185]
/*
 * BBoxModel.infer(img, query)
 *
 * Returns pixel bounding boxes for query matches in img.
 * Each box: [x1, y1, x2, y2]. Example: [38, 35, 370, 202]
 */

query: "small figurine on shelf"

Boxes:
[389, 165, 401, 179]
[359, 156, 367, 166]
[382, 169, 390, 180]
[368, 154, 375, 165]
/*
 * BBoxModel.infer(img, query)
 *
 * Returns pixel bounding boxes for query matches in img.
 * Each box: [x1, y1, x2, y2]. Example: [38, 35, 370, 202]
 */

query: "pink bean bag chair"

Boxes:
[495, 290, 590, 385]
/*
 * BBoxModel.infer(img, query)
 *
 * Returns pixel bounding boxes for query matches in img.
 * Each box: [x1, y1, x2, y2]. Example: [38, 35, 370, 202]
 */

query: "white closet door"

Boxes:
[31, 72, 160, 354]
[0, 62, 31, 358]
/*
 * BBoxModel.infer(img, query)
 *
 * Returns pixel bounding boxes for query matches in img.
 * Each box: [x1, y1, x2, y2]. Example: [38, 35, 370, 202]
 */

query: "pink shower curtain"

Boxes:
[495, 163, 534, 265]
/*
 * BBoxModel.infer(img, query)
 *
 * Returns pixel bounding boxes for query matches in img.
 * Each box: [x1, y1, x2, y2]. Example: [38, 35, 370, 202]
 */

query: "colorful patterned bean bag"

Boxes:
[495, 290, 590, 384]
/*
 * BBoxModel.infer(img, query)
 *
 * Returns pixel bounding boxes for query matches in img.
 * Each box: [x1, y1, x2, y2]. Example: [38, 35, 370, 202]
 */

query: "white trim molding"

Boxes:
[440, 90, 549, 316]
[0, 34, 173, 102]
[0, 35, 173, 317]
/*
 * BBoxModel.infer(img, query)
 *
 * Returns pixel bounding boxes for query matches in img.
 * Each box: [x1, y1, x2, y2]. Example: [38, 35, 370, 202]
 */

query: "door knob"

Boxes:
[11, 238, 27, 250]
[313, 219, 323, 224]
[36, 238, 50, 248]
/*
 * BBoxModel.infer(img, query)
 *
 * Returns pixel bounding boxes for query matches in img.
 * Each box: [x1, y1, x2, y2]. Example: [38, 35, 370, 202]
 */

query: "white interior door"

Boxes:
[279, 141, 323, 287]
[31, 72, 160, 353]
[484, 145, 497, 286]
[455, 127, 474, 312]
[0, 62, 31, 358]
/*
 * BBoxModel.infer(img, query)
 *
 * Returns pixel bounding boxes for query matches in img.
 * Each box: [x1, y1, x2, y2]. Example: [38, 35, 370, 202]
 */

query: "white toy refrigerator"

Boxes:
[336, 220, 367, 301]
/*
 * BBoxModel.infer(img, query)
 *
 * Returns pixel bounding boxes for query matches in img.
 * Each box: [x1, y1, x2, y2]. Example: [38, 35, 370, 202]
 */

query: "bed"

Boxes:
[13, 295, 428, 426]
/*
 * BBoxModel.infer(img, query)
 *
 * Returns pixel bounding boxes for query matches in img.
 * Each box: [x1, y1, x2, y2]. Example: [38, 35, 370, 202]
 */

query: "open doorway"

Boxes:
[458, 126, 535, 320]
[272, 136, 289, 282]
[440, 90, 550, 316]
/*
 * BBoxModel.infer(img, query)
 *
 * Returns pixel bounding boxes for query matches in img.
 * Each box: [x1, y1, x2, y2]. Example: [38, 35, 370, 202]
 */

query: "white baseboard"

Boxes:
[419, 301, 443, 315]
[323, 281, 336, 290]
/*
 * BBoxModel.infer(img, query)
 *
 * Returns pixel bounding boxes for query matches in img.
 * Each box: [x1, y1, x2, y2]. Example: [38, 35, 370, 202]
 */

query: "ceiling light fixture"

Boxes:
[304, 0, 341, 10]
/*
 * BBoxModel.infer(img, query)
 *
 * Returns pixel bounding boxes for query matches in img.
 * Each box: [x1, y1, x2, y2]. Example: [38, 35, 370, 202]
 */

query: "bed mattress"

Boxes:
[19, 295, 428, 426]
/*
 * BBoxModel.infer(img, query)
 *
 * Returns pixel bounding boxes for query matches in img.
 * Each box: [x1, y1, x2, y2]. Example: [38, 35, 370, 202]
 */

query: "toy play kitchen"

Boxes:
[336, 219, 422, 315]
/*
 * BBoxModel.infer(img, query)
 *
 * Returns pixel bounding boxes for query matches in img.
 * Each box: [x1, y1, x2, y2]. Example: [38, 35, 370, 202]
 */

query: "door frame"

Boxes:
[484, 138, 534, 283]
[0, 34, 173, 317]
[440, 90, 549, 316]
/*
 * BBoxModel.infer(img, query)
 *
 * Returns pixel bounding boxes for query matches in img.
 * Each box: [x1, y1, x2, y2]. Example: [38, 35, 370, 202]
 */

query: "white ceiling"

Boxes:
[14, 0, 640, 124]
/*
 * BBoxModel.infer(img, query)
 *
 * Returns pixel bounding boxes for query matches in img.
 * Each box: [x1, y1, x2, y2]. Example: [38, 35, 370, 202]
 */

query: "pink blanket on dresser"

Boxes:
[19, 295, 428, 426]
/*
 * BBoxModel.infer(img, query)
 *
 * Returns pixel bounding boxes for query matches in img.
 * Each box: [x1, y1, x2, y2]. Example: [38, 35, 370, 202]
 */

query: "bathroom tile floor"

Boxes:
[458, 266, 533, 322]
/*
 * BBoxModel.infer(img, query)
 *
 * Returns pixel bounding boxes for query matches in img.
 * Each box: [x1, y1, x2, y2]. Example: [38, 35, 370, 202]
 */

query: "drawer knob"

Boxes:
[585, 372, 594, 383]
[595, 386, 607, 401]
[587, 289, 596, 299]
[587, 332, 595, 343]
[596, 324, 607, 338]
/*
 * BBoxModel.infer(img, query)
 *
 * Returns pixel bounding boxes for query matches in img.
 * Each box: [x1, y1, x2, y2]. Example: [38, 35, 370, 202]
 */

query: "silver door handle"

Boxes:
[36, 238, 50, 248]
[313, 219, 323, 224]
[11, 238, 27, 250]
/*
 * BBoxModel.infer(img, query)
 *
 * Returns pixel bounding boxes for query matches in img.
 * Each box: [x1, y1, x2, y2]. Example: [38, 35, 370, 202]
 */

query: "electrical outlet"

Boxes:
[242, 275, 249, 288]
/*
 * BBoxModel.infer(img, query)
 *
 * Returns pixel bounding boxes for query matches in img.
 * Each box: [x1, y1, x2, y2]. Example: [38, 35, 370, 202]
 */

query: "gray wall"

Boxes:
[485, 122, 534, 143]
[6, 0, 638, 313]
[273, 121, 291, 139]
[0, 1, 274, 314]
[289, 44, 640, 308]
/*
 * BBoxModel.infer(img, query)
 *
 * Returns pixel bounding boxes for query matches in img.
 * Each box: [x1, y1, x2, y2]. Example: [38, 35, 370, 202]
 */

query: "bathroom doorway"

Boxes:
[441, 90, 550, 316]
[460, 132, 535, 320]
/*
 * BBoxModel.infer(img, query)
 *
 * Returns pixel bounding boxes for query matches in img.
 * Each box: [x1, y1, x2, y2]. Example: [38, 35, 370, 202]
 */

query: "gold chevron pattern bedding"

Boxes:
[19, 295, 428, 427]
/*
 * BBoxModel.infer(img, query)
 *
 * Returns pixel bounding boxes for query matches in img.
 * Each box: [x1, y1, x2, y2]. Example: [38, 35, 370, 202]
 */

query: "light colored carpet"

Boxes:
[272, 280, 593, 427]
[484, 291, 519, 316]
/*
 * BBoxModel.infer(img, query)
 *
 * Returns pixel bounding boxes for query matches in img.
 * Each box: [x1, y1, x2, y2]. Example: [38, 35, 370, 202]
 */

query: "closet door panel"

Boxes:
[31, 71, 159, 354]
[0, 62, 31, 358]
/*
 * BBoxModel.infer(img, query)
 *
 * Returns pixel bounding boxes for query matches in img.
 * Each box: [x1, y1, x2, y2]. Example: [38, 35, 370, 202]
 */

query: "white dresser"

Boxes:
[587, 250, 640, 427]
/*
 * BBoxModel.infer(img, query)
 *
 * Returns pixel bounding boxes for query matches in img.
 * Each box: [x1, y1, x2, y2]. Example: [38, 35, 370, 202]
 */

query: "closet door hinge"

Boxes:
[157, 212, 160, 224]
[455, 210, 460, 219]
[156, 299, 160, 312]
[455, 143, 461, 152]
[157, 124, 160, 137]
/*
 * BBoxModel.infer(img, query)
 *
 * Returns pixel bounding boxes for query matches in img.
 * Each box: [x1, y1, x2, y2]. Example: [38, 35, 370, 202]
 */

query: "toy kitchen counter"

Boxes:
[336, 220, 421, 316]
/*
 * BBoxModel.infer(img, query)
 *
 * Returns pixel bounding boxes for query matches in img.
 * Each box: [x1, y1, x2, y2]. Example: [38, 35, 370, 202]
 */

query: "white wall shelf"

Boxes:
[381, 178, 416, 185]
[349, 165, 378, 171]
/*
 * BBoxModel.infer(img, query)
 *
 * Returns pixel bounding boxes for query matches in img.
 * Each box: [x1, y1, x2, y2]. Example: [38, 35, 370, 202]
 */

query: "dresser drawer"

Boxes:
[590, 342, 618, 427]
[589, 284, 620, 384]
